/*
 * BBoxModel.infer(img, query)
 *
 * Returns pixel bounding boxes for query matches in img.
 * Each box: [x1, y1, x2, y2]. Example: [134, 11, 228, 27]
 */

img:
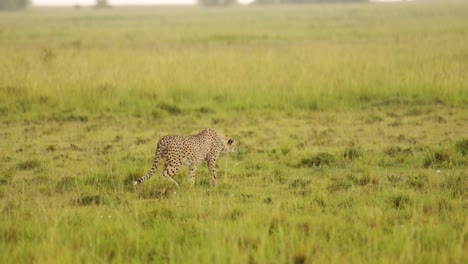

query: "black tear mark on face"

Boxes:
[227, 139, 234, 145]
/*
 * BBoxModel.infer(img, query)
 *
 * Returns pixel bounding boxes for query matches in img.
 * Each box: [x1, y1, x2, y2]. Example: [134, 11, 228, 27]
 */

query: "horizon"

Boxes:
[32, 0, 256, 6]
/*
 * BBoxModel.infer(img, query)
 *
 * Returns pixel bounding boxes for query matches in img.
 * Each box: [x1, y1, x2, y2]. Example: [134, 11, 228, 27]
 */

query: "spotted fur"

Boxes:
[134, 128, 236, 186]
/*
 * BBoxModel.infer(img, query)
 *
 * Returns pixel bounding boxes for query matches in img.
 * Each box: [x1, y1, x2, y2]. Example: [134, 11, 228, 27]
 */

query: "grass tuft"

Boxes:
[156, 103, 183, 115]
[423, 149, 452, 168]
[0, 3, 467, 263]
[442, 173, 466, 198]
[389, 193, 412, 210]
[16, 160, 41, 170]
[454, 138, 468, 156]
[384, 146, 413, 157]
[136, 180, 177, 199]
[55, 177, 78, 193]
[343, 147, 361, 161]
[74, 194, 102, 206]
[299, 153, 335, 168]
[327, 176, 352, 193]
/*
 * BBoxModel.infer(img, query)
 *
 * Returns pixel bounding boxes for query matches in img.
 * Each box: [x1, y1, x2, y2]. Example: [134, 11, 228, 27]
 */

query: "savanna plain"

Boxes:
[0, 2, 467, 263]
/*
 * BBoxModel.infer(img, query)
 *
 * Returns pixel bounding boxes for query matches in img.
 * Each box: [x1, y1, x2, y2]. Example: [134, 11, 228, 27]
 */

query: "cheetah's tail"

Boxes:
[134, 151, 160, 186]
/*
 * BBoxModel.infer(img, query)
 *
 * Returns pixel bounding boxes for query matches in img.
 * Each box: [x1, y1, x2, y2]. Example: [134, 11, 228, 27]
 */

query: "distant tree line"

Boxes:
[254, 0, 369, 4]
[254, 0, 367, 3]
[198, 0, 237, 6]
[0, 0, 29, 10]
[198, 0, 366, 6]
[95, 0, 111, 8]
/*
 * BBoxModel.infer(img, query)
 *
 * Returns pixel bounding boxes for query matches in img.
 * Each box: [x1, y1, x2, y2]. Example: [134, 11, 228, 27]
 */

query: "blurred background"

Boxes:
[2, 0, 424, 10]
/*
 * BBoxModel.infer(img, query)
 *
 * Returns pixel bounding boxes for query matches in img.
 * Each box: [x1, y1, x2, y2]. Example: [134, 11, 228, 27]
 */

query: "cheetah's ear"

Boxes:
[227, 139, 234, 145]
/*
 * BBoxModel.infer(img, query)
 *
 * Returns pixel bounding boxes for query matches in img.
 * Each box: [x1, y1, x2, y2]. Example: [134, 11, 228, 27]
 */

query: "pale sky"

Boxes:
[32, 0, 255, 6]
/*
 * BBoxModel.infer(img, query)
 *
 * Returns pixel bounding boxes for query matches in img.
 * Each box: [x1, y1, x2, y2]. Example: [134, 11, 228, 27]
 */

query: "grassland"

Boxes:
[0, 2, 467, 263]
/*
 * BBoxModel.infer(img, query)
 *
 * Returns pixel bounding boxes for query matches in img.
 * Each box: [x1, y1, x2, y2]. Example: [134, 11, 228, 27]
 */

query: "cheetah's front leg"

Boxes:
[206, 156, 218, 184]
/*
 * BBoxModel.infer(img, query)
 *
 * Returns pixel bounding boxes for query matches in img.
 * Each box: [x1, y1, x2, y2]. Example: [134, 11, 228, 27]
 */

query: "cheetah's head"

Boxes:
[223, 138, 237, 153]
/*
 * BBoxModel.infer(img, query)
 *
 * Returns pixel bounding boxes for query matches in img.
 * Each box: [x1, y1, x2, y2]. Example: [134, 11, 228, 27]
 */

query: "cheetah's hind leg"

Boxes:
[162, 164, 180, 187]
[189, 166, 197, 186]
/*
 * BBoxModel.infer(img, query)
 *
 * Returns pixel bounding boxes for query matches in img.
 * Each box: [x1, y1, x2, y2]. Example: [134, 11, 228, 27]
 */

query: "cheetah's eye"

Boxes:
[227, 139, 234, 145]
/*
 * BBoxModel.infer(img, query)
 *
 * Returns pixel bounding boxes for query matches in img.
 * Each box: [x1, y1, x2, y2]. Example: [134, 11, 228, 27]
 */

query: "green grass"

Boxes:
[1, 2, 468, 118]
[1, 2, 468, 263]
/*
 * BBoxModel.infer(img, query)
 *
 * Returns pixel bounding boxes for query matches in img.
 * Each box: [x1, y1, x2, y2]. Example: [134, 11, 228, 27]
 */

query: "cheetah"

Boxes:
[134, 128, 236, 186]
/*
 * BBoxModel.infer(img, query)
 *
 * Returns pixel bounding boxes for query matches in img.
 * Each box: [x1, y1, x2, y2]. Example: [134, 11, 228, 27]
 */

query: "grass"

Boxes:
[1, 2, 468, 118]
[1, 2, 468, 263]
